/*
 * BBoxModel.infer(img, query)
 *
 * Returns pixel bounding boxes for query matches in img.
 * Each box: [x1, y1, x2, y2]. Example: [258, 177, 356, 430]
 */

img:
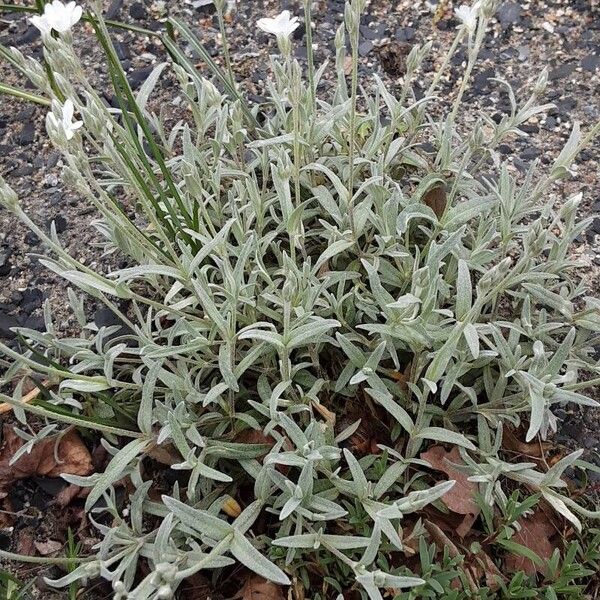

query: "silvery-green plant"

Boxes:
[0, 0, 599, 597]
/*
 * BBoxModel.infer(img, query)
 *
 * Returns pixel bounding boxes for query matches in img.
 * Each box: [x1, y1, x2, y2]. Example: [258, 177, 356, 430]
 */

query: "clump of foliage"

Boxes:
[0, 0, 599, 598]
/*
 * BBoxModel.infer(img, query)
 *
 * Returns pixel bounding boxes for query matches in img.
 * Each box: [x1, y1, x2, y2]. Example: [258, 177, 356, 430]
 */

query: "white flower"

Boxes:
[256, 10, 300, 39]
[47, 99, 83, 141]
[29, 1, 82, 35]
[454, 2, 481, 35]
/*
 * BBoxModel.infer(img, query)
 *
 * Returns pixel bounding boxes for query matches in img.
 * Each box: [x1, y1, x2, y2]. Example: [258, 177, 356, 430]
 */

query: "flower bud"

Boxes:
[0, 177, 19, 211]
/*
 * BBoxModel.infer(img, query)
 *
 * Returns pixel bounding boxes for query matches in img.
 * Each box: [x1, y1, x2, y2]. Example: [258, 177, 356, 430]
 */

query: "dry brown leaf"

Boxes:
[505, 510, 558, 576]
[423, 184, 448, 218]
[146, 442, 181, 466]
[421, 445, 480, 537]
[54, 483, 89, 508]
[34, 540, 63, 556]
[0, 426, 93, 496]
[503, 426, 551, 459]
[240, 575, 285, 600]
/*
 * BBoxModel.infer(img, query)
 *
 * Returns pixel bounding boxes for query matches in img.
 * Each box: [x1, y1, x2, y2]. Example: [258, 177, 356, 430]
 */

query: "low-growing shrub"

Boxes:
[0, 0, 599, 598]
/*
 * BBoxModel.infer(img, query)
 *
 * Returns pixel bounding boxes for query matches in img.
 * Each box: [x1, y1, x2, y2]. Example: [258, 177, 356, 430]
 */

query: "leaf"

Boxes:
[230, 531, 290, 585]
[240, 575, 285, 600]
[0, 426, 93, 497]
[503, 510, 558, 575]
[420, 445, 480, 537]
[415, 427, 476, 451]
[85, 437, 149, 511]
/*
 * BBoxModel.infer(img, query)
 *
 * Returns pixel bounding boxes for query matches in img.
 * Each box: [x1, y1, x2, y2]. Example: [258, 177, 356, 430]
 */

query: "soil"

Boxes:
[0, 0, 599, 597]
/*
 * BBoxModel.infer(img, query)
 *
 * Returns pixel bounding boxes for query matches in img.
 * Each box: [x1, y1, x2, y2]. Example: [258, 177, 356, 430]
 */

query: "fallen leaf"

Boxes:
[503, 426, 551, 460]
[505, 510, 558, 575]
[423, 184, 448, 218]
[34, 540, 63, 556]
[240, 575, 285, 600]
[0, 426, 93, 496]
[146, 441, 181, 466]
[54, 484, 90, 508]
[421, 445, 480, 537]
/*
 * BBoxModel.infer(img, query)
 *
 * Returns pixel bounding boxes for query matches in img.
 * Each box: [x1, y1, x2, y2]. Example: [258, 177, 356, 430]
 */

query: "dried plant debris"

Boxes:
[0, 0, 598, 598]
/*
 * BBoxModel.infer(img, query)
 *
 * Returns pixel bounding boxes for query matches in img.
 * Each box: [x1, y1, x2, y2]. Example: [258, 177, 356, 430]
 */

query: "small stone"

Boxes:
[549, 63, 575, 81]
[105, 0, 124, 19]
[517, 45, 530, 61]
[21, 288, 44, 315]
[520, 147, 541, 161]
[358, 40, 373, 57]
[497, 2, 521, 27]
[18, 122, 35, 145]
[48, 215, 67, 233]
[0, 312, 19, 339]
[129, 2, 147, 20]
[0, 249, 11, 276]
[582, 54, 600, 72]
[395, 27, 415, 42]
[24, 231, 40, 246]
[128, 66, 154, 90]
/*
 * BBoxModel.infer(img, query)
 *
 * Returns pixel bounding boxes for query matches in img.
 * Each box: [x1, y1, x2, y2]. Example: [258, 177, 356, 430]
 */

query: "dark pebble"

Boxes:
[129, 2, 147, 20]
[520, 123, 539, 134]
[358, 40, 373, 56]
[395, 27, 415, 42]
[549, 63, 575, 80]
[17, 25, 40, 46]
[0, 145, 10, 156]
[520, 147, 541, 160]
[0, 249, 11, 276]
[21, 288, 44, 315]
[582, 54, 600, 71]
[18, 122, 35, 145]
[23, 315, 45, 331]
[0, 312, 20, 339]
[105, 0, 124, 19]
[49, 215, 67, 233]
[497, 1, 521, 26]
[592, 217, 600, 235]
[293, 23, 306, 41]
[543, 116, 557, 130]
[114, 40, 130, 61]
[24, 231, 40, 246]
[128, 66, 154, 90]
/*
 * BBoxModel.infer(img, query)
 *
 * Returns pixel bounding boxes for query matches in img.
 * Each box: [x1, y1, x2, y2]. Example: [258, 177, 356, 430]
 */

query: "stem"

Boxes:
[347, 11, 360, 238]
[216, 6, 235, 89]
[0, 83, 49, 106]
[448, 22, 486, 125]
[303, 0, 315, 110]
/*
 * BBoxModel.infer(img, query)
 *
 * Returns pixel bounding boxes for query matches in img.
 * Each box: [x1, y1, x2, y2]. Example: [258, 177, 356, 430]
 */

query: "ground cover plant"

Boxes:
[0, 0, 599, 598]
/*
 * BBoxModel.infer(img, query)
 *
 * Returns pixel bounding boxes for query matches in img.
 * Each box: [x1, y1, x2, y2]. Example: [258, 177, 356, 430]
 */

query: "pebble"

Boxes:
[18, 122, 35, 145]
[549, 63, 575, 80]
[129, 2, 147, 20]
[497, 2, 522, 27]
[581, 54, 600, 71]
[358, 40, 373, 57]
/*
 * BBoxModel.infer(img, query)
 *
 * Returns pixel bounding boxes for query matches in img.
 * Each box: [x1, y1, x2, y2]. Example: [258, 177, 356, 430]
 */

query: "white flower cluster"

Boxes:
[29, 0, 82, 36]
[454, 1, 481, 35]
[256, 10, 300, 39]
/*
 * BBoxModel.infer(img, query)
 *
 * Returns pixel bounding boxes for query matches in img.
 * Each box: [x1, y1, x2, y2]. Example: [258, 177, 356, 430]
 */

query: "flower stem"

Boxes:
[216, 6, 236, 89]
[304, 0, 315, 110]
